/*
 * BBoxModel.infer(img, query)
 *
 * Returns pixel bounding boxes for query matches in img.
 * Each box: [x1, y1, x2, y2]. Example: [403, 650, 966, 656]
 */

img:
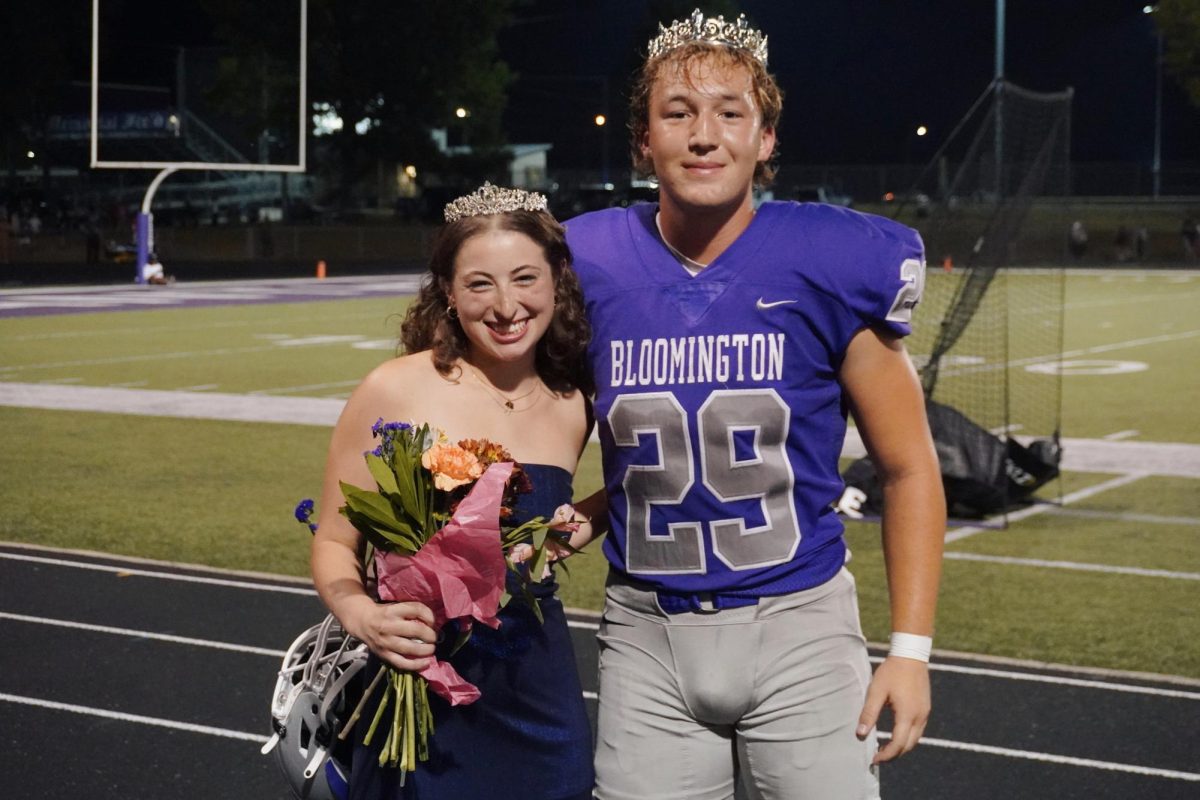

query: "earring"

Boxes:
[446, 304, 459, 320]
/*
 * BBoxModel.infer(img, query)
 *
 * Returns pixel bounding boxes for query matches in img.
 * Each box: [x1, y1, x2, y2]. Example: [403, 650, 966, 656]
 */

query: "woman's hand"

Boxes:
[345, 598, 439, 672]
[509, 504, 587, 577]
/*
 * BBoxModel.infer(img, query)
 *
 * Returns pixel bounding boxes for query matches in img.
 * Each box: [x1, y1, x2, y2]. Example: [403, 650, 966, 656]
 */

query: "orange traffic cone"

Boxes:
[316, 260, 327, 279]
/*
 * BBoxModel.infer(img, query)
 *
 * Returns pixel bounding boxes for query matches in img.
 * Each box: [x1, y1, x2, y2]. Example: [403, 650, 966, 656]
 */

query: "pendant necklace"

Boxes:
[468, 366, 541, 412]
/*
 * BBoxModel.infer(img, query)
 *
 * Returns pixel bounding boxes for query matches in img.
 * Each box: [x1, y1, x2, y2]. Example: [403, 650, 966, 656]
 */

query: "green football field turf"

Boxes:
[1, 269, 1197, 676]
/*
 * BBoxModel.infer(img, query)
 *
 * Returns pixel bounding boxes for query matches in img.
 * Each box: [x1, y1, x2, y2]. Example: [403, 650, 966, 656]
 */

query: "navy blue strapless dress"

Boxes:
[348, 464, 594, 800]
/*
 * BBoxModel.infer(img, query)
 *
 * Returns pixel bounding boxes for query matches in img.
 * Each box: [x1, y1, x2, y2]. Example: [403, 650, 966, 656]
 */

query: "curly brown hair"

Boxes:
[400, 209, 593, 395]
[628, 42, 783, 187]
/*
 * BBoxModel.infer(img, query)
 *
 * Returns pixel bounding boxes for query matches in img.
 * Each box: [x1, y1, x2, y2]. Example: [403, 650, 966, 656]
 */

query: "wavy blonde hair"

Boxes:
[628, 42, 783, 187]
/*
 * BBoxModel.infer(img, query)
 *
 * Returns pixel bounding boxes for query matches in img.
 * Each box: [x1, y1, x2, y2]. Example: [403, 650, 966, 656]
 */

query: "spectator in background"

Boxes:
[1182, 217, 1199, 261]
[1114, 225, 1134, 263]
[0, 209, 9, 264]
[1068, 220, 1088, 260]
[144, 253, 173, 285]
[85, 222, 101, 265]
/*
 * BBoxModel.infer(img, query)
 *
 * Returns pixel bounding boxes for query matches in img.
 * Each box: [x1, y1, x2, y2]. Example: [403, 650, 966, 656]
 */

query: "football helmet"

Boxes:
[263, 613, 369, 800]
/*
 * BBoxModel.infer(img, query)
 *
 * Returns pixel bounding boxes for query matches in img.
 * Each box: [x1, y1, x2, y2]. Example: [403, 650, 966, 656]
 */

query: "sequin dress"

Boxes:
[348, 464, 594, 800]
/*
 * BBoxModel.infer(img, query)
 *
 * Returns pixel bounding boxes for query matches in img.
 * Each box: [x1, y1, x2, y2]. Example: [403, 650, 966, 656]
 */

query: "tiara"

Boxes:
[647, 9, 768, 66]
[443, 182, 548, 222]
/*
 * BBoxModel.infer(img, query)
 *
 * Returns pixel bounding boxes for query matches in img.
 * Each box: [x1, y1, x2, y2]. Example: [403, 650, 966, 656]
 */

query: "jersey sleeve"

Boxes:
[796, 204, 927, 339]
[564, 208, 634, 300]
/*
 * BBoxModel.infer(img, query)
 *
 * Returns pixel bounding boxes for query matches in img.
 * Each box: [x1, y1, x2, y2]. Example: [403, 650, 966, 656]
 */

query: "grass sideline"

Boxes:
[1, 270, 1197, 676]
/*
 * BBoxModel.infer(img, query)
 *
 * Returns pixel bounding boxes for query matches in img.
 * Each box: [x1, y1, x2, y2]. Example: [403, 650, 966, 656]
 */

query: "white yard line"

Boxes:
[1044, 507, 1200, 526]
[249, 379, 361, 395]
[943, 552, 1200, 581]
[6, 382, 1196, 477]
[1103, 429, 1140, 441]
[935, 328, 1200, 379]
[944, 473, 1149, 543]
[0, 382, 343, 426]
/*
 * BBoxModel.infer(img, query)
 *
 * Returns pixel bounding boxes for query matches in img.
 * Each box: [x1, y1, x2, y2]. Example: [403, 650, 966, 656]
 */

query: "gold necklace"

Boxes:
[467, 365, 541, 412]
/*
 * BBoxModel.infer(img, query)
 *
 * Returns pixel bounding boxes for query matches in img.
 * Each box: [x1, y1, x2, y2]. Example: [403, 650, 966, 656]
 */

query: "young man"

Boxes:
[565, 10, 945, 800]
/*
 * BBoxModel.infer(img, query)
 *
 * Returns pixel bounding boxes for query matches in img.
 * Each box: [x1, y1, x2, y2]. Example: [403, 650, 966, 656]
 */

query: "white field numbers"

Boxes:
[608, 389, 801, 575]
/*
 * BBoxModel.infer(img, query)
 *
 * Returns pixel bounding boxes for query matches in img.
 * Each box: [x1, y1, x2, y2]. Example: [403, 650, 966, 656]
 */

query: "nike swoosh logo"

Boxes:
[756, 298, 797, 309]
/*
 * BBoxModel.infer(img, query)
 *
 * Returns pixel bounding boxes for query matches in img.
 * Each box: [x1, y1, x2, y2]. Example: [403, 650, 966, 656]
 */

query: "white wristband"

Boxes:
[889, 632, 933, 663]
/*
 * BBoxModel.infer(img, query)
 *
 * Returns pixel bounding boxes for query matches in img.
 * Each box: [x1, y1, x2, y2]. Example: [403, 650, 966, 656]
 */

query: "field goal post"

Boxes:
[89, 0, 308, 283]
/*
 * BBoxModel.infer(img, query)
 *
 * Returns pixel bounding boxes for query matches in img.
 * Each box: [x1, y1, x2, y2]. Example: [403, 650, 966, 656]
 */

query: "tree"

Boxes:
[0, 0, 87, 190]
[203, 0, 516, 208]
[1155, 0, 1200, 109]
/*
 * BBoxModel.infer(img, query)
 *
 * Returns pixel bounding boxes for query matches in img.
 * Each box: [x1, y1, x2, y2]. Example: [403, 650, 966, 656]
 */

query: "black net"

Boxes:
[846, 80, 1072, 520]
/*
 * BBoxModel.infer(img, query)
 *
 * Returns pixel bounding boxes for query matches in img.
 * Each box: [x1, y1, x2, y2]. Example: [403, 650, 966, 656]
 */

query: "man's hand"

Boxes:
[856, 656, 931, 764]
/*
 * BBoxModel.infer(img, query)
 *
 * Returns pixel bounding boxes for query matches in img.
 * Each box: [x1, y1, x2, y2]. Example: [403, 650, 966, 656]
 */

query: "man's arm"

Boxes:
[840, 325, 945, 763]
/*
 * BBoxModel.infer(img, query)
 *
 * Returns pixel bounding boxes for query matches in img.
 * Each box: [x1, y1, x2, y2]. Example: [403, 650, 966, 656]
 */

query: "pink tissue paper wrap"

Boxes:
[373, 461, 514, 706]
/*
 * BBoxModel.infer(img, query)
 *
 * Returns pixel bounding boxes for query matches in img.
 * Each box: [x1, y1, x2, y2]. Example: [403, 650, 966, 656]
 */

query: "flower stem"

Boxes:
[339, 664, 386, 741]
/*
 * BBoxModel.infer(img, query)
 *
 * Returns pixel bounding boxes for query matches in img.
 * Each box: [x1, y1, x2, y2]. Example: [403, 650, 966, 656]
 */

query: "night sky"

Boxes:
[500, 0, 1200, 170]
[89, 1, 1200, 173]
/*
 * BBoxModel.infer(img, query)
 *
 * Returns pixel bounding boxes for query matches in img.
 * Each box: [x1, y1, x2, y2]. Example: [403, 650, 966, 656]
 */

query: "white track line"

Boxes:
[875, 732, 1200, 782]
[2, 689, 1191, 779]
[0, 692, 270, 743]
[0, 551, 318, 595]
[943, 552, 1200, 581]
[868, 656, 1200, 700]
[15, 606, 1193, 701]
[0, 611, 286, 657]
[569, 618, 1200, 697]
[944, 473, 1149, 543]
[7, 546, 1197, 691]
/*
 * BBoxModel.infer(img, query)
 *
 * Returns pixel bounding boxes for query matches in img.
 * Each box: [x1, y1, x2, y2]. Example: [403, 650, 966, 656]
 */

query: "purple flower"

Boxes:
[371, 418, 411, 437]
[370, 419, 412, 463]
[294, 498, 318, 534]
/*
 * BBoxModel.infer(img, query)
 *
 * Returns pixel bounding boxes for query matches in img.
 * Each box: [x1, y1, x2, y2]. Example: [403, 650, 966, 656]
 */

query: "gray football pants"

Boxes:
[594, 568, 881, 800]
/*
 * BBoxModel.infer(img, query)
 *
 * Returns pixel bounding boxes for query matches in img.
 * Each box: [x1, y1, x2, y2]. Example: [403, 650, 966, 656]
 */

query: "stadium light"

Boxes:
[916, 125, 928, 137]
[26, 151, 35, 159]
[405, 165, 417, 178]
[594, 114, 606, 126]
[455, 107, 470, 119]
[1144, 3, 1163, 197]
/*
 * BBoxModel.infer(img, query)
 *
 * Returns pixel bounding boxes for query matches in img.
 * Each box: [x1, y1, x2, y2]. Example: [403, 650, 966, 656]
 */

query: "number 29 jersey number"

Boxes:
[567, 201, 925, 600]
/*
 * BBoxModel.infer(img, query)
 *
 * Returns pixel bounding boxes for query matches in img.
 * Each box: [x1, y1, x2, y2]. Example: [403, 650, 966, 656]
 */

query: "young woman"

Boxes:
[311, 183, 595, 800]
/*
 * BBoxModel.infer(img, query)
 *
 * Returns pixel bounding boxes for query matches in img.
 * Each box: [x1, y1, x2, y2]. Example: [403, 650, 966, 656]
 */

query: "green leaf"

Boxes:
[365, 452, 401, 496]
[447, 624, 473, 657]
[341, 483, 407, 533]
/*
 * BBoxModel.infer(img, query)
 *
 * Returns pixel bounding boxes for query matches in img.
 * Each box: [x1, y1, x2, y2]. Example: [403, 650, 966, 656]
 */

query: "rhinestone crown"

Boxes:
[443, 182, 549, 223]
[647, 9, 768, 66]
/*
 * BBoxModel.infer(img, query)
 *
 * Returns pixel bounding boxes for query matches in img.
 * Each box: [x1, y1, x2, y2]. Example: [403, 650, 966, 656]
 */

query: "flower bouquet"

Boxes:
[296, 419, 576, 777]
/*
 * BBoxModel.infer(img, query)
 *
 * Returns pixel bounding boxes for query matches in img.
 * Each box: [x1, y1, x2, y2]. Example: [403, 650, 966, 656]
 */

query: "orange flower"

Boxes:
[457, 438, 513, 467]
[421, 442, 484, 491]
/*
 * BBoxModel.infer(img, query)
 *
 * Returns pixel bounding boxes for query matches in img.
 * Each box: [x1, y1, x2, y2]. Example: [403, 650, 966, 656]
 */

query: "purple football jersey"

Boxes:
[567, 201, 925, 602]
